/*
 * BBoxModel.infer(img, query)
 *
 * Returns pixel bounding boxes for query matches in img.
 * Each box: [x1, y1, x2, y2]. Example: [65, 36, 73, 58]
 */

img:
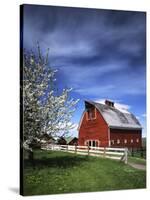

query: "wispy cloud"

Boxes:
[95, 98, 131, 113]
[22, 6, 146, 98]
[68, 123, 78, 137]
[22, 5, 146, 133]
[75, 85, 115, 96]
[136, 116, 140, 120]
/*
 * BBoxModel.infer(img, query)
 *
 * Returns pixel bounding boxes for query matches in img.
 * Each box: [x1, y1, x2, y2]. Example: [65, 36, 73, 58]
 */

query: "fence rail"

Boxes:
[41, 144, 128, 164]
[129, 147, 146, 159]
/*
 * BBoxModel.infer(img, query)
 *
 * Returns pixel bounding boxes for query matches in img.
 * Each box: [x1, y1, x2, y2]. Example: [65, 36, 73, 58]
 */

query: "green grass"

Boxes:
[23, 150, 146, 196]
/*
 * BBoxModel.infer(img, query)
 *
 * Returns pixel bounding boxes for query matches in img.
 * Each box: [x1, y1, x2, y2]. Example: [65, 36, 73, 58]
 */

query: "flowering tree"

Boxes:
[22, 45, 79, 154]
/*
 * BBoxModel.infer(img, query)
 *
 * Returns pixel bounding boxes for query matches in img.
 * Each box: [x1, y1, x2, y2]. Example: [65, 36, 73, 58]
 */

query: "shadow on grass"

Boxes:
[24, 154, 89, 169]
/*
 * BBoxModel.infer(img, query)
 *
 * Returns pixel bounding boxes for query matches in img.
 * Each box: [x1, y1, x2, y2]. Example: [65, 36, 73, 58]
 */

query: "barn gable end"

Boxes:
[87, 100, 142, 130]
[78, 101, 109, 147]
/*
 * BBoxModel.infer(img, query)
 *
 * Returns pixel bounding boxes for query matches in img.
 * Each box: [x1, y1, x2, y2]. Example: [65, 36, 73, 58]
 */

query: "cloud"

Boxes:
[136, 116, 140, 120]
[142, 113, 146, 118]
[22, 5, 146, 128]
[68, 123, 78, 137]
[75, 85, 115, 96]
[95, 98, 131, 113]
[58, 61, 127, 86]
[55, 58, 145, 99]
[23, 6, 146, 68]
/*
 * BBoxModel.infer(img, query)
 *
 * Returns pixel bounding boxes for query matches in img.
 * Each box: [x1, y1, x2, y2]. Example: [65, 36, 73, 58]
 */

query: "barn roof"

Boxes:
[65, 137, 78, 144]
[85, 100, 142, 130]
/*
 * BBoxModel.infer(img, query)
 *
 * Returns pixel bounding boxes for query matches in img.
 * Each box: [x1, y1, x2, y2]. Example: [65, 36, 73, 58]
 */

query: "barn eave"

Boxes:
[85, 100, 142, 131]
[109, 125, 142, 130]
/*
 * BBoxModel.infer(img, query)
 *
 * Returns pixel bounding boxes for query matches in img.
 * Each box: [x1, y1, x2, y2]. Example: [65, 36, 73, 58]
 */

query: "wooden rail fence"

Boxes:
[41, 144, 128, 164]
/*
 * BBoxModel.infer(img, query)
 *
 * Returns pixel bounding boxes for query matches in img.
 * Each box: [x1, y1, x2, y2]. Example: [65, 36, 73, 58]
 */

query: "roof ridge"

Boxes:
[88, 100, 132, 115]
[84, 100, 142, 129]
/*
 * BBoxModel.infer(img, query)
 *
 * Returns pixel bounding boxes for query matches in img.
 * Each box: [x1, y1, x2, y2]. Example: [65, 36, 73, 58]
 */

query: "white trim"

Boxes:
[109, 126, 142, 130]
[85, 139, 99, 147]
[136, 138, 139, 143]
[111, 140, 115, 145]
[77, 111, 85, 131]
[84, 140, 87, 146]
[108, 128, 111, 147]
[86, 107, 96, 121]
[95, 107, 97, 119]
[117, 139, 120, 144]
[124, 139, 127, 144]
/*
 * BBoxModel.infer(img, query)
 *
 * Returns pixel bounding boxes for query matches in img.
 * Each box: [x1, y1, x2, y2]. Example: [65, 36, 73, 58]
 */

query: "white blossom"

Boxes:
[23, 46, 79, 151]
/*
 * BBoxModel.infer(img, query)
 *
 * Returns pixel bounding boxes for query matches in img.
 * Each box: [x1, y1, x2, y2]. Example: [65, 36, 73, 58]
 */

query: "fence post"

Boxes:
[75, 144, 77, 154]
[124, 148, 128, 164]
[88, 145, 90, 156]
[103, 147, 106, 157]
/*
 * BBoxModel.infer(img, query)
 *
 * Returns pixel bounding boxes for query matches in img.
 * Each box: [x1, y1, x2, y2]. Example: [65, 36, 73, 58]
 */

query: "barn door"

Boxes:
[89, 141, 91, 146]
[93, 141, 96, 147]
[86, 140, 99, 147]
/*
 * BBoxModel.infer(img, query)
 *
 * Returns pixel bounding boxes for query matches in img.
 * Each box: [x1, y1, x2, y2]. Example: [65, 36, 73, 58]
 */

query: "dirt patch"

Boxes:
[128, 162, 146, 170]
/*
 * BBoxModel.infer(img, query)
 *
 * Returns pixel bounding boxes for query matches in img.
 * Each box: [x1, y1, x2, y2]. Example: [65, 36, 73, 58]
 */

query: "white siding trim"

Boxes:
[77, 111, 85, 131]
[117, 139, 120, 144]
[108, 128, 111, 147]
[124, 139, 127, 144]
[136, 138, 139, 143]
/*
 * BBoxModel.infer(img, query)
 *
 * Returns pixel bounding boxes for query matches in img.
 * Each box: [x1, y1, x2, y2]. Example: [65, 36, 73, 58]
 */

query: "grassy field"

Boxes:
[23, 150, 146, 196]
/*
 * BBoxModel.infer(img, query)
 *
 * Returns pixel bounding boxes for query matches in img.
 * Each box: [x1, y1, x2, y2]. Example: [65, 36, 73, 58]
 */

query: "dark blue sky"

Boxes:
[22, 4, 146, 137]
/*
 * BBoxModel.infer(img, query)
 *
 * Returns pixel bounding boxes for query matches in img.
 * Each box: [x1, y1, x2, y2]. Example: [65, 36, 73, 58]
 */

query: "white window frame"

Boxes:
[111, 140, 114, 145]
[85, 139, 99, 147]
[124, 139, 127, 144]
[86, 108, 97, 120]
[117, 139, 120, 144]
[136, 138, 139, 143]
[84, 140, 88, 146]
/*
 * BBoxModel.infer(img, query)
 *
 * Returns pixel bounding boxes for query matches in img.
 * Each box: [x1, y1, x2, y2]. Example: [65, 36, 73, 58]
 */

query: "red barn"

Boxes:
[78, 100, 142, 148]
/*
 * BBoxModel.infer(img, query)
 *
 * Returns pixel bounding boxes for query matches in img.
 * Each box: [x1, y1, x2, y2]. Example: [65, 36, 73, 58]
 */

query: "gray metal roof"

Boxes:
[86, 101, 142, 130]
[65, 137, 78, 144]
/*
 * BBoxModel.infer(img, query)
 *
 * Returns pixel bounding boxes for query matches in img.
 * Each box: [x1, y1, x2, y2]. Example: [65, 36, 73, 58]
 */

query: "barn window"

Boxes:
[124, 139, 127, 144]
[93, 141, 96, 147]
[89, 140, 92, 146]
[87, 108, 96, 120]
[131, 139, 133, 143]
[95, 141, 99, 147]
[117, 139, 120, 144]
[86, 140, 99, 147]
[111, 140, 114, 145]
[136, 138, 139, 143]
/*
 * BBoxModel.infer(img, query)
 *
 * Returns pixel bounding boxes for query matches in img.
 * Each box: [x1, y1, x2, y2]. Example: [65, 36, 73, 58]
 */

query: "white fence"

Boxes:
[42, 144, 128, 164]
